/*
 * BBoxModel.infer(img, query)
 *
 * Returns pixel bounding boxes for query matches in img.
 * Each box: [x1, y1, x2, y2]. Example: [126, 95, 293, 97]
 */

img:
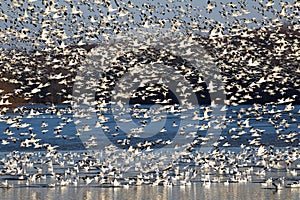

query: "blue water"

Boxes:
[0, 104, 299, 200]
[0, 104, 298, 152]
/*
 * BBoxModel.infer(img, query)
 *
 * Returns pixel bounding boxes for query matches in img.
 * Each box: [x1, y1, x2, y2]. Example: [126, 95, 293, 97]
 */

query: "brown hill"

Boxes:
[0, 25, 299, 109]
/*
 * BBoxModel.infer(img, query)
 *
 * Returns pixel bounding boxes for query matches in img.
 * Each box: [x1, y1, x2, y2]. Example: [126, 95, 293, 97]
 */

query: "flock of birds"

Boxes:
[1, 144, 300, 189]
[0, 0, 299, 191]
[0, 0, 299, 49]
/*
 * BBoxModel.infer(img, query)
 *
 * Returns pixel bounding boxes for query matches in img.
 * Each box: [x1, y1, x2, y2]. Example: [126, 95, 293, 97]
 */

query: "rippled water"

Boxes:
[0, 104, 299, 199]
[1, 183, 300, 200]
[0, 105, 299, 151]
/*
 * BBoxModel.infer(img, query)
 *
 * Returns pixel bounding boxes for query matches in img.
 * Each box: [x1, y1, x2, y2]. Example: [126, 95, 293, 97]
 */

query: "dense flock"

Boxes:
[0, 0, 299, 189]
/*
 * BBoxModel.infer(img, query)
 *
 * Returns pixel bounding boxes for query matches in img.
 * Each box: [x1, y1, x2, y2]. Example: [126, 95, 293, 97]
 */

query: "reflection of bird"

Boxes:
[272, 182, 284, 190]
[0, 180, 13, 188]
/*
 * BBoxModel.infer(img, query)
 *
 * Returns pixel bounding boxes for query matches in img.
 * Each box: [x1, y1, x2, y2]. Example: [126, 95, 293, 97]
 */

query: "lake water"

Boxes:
[0, 104, 299, 199]
[0, 104, 298, 151]
[1, 183, 300, 200]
